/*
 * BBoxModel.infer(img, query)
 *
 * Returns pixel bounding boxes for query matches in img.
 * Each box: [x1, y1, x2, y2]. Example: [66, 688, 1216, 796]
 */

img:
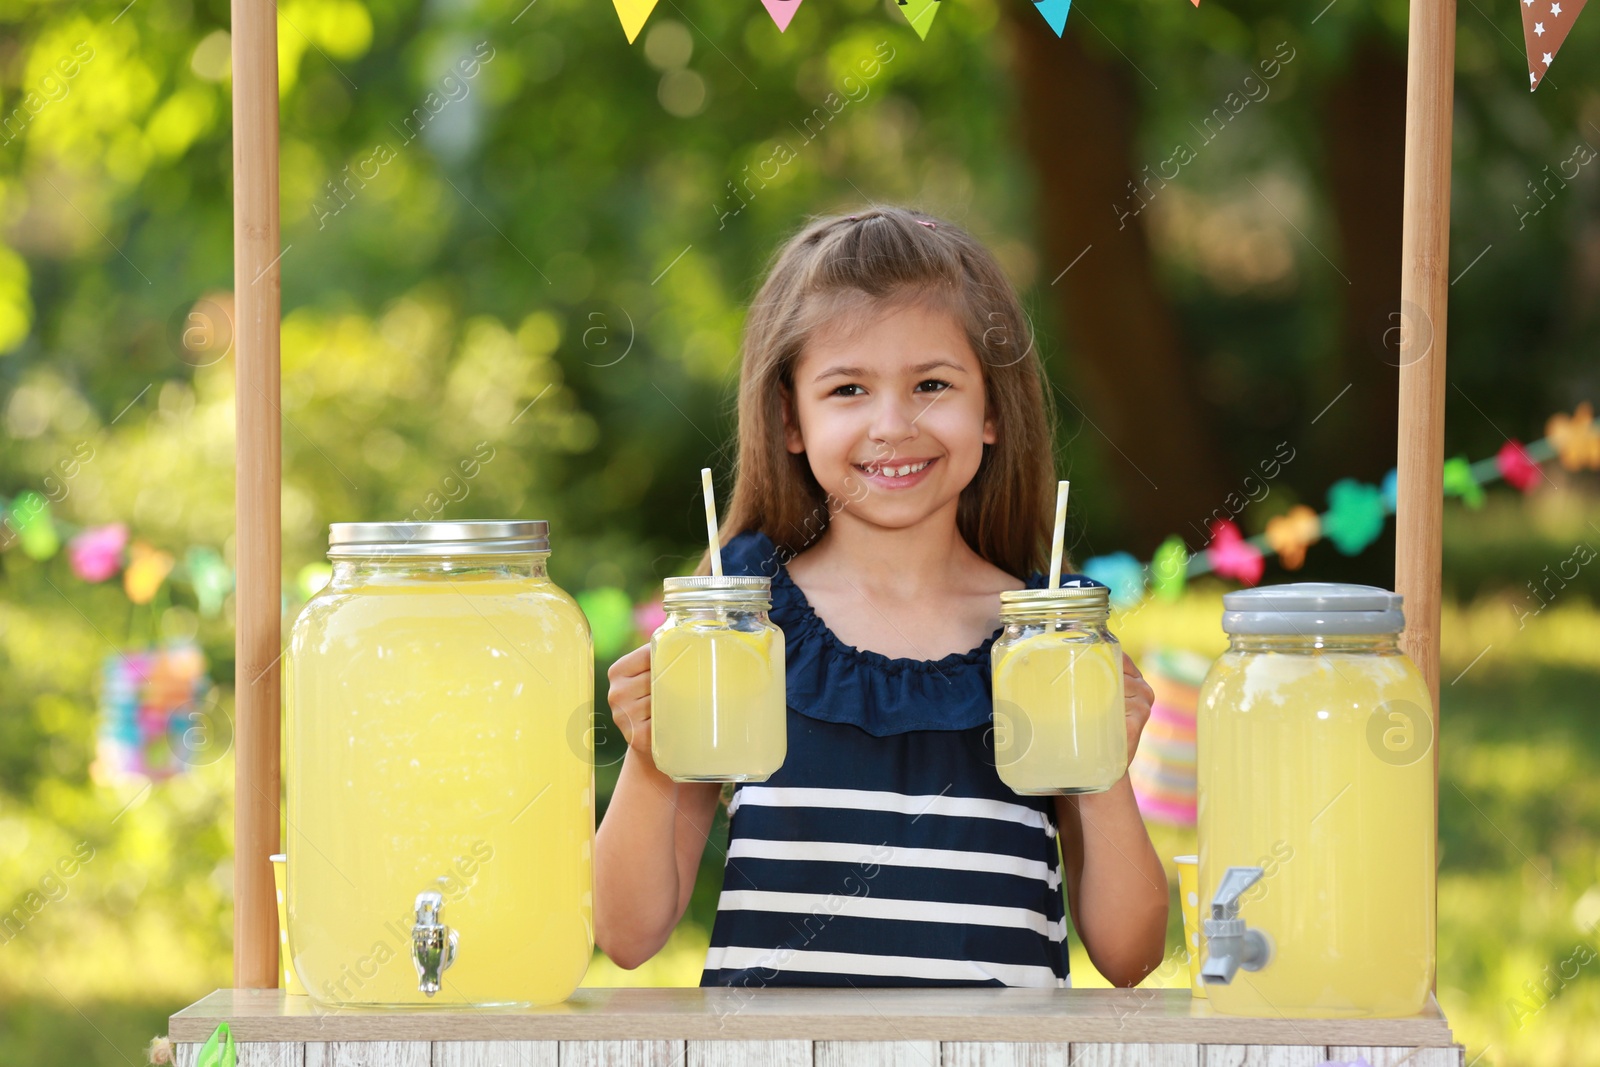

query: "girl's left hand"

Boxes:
[1121, 652, 1155, 764]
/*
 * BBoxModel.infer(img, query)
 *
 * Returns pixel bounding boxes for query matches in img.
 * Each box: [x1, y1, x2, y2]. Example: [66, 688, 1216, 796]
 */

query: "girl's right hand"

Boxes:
[606, 643, 656, 761]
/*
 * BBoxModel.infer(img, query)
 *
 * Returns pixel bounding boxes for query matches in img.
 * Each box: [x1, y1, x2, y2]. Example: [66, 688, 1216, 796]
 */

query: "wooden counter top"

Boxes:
[170, 987, 1458, 1047]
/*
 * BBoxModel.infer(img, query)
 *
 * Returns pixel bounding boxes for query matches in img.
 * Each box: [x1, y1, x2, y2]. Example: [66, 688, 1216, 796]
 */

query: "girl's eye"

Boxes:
[917, 379, 952, 393]
[830, 384, 864, 397]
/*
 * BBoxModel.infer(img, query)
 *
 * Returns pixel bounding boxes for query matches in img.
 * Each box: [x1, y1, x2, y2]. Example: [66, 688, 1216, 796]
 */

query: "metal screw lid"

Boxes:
[998, 584, 1110, 614]
[327, 520, 550, 558]
[662, 575, 772, 608]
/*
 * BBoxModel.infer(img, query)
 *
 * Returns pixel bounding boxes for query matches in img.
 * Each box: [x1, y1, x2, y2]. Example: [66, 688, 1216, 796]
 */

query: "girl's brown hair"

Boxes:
[698, 205, 1061, 581]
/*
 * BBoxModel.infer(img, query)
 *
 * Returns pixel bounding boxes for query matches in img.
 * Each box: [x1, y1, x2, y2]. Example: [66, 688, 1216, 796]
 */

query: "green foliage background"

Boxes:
[2, 0, 1599, 1064]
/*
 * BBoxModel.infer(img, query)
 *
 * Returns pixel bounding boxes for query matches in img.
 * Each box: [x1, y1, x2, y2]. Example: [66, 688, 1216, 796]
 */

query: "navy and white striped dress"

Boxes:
[699, 529, 1100, 989]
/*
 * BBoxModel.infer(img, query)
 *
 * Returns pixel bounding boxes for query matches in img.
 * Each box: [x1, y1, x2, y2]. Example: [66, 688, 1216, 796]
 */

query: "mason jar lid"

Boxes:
[998, 584, 1109, 615]
[327, 520, 550, 558]
[662, 575, 771, 608]
[1221, 582, 1405, 635]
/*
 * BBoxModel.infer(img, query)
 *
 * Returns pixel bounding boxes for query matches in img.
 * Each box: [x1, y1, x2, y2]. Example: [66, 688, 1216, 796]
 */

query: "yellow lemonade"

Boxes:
[285, 572, 594, 1008]
[992, 636, 1125, 795]
[651, 623, 786, 782]
[1197, 646, 1435, 1017]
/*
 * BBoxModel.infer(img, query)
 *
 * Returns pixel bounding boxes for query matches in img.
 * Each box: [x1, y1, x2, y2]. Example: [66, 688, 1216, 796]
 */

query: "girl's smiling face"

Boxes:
[783, 298, 996, 530]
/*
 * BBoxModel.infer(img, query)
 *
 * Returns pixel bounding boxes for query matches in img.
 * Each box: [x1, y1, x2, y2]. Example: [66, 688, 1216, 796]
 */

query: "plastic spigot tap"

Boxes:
[411, 890, 459, 996]
[1199, 865, 1272, 986]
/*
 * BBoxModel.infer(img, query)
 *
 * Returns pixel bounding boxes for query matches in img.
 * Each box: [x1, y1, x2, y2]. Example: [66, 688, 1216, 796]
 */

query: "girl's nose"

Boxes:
[868, 393, 920, 447]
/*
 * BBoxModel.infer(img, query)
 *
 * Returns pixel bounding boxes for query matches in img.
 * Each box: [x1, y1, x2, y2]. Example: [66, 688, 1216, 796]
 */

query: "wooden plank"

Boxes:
[1070, 1046, 1199, 1067]
[1200, 1048, 1327, 1067]
[432, 1042, 558, 1067]
[176, 1042, 303, 1067]
[687, 1041, 810, 1067]
[942, 1043, 1070, 1066]
[166, 989, 1460, 1046]
[239, 1046, 307, 1067]
[1326, 1049, 1465, 1067]
[305, 1042, 429, 1067]
[814, 1042, 941, 1067]
[557, 1040, 683, 1067]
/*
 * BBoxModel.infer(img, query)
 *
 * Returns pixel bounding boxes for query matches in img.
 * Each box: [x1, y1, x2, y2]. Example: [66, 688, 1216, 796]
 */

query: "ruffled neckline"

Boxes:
[716, 528, 1102, 737]
[772, 562, 1018, 675]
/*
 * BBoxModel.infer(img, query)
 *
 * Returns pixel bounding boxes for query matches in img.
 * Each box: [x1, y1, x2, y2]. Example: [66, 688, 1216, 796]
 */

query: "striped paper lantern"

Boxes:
[1129, 647, 1211, 826]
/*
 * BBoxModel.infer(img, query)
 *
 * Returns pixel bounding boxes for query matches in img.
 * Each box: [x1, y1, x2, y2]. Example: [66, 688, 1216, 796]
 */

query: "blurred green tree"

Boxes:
[1, 2, 1599, 1060]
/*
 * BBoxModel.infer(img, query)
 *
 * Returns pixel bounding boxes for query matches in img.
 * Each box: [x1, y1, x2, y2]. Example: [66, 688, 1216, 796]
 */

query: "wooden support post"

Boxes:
[1396, 0, 1456, 993]
[231, 0, 283, 989]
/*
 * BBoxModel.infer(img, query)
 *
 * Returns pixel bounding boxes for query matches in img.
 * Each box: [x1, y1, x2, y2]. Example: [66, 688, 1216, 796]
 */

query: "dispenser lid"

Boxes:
[327, 520, 549, 557]
[1221, 582, 1405, 635]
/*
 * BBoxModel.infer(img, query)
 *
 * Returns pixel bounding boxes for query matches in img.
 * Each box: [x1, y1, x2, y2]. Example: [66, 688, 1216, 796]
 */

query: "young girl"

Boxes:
[595, 206, 1168, 989]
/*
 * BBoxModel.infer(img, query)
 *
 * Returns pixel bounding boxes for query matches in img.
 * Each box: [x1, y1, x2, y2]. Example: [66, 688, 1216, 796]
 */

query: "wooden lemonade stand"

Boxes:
[171, 0, 1469, 1062]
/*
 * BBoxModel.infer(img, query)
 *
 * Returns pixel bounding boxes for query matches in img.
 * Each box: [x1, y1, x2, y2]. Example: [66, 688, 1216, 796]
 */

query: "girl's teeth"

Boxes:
[866, 460, 930, 478]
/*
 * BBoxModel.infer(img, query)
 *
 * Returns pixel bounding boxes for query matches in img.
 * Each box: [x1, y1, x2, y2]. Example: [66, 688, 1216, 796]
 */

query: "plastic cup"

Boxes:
[1174, 854, 1206, 998]
[270, 853, 308, 996]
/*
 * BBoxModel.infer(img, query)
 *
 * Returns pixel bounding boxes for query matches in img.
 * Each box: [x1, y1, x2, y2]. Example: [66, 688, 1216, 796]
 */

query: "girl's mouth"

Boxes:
[853, 456, 937, 489]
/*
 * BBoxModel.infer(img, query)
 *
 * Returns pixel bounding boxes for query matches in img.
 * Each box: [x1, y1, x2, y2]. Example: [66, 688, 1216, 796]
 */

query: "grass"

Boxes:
[0, 1000, 171, 1067]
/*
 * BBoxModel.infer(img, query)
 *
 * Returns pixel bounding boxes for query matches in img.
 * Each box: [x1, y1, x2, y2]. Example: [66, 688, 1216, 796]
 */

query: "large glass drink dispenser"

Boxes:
[284, 521, 594, 1008]
[1197, 583, 1435, 1017]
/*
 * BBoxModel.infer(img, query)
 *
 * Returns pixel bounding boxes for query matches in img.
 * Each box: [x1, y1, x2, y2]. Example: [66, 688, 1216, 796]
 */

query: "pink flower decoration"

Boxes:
[68, 523, 128, 582]
[1497, 439, 1541, 493]
[1207, 519, 1265, 585]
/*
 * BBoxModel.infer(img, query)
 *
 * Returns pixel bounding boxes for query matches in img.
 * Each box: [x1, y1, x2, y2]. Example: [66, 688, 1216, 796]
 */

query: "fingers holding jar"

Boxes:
[1121, 651, 1155, 761]
[606, 643, 656, 757]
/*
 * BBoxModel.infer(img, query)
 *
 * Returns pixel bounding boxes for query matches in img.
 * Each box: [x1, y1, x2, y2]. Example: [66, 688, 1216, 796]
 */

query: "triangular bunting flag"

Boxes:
[613, 0, 660, 44]
[1033, 0, 1071, 36]
[1523, 0, 1586, 91]
[760, 0, 804, 33]
[895, 0, 943, 40]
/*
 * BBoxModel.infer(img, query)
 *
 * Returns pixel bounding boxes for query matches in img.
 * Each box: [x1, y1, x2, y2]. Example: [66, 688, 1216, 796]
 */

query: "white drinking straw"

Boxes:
[1048, 480, 1070, 591]
[702, 467, 723, 577]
